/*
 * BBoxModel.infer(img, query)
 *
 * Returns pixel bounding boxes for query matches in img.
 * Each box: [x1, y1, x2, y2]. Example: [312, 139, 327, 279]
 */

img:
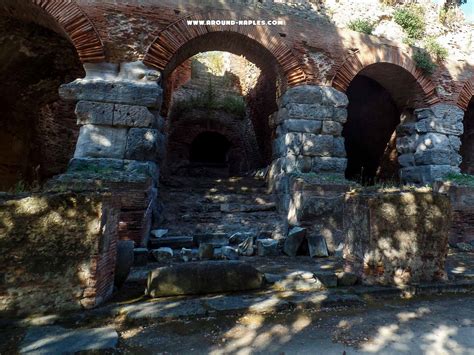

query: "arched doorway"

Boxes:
[0, 15, 84, 190]
[337, 61, 432, 184]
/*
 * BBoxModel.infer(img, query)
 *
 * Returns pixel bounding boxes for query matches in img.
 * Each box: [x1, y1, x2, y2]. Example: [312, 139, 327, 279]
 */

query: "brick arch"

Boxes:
[331, 48, 439, 107]
[457, 80, 474, 110]
[31, 0, 105, 62]
[143, 11, 307, 87]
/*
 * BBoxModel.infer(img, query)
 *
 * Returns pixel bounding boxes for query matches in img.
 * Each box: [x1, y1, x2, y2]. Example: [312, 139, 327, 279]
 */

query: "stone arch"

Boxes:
[331, 48, 439, 108]
[2, 0, 106, 63]
[143, 11, 306, 87]
[457, 80, 474, 111]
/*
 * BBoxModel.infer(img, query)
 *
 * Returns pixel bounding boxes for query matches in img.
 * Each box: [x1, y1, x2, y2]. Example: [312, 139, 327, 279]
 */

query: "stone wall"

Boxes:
[434, 181, 474, 245]
[0, 191, 120, 315]
[397, 104, 464, 184]
[278, 174, 352, 253]
[343, 189, 451, 285]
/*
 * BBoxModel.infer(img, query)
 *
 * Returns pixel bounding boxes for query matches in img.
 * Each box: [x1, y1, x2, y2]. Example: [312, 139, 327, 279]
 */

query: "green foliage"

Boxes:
[173, 79, 246, 118]
[439, 6, 458, 26]
[445, 172, 474, 186]
[424, 37, 448, 62]
[348, 18, 375, 35]
[393, 6, 426, 40]
[413, 49, 437, 75]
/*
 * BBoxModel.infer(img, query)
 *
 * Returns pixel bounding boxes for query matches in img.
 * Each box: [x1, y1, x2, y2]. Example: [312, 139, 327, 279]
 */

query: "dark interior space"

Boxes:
[0, 16, 84, 191]
[190, 131, 231, 166]
[343, 75, 401, 184]
[461, 98, 474, 174]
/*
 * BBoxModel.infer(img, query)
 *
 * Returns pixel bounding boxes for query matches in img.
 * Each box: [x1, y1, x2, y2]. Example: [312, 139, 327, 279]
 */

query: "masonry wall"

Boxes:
[0, 192, 120, 315]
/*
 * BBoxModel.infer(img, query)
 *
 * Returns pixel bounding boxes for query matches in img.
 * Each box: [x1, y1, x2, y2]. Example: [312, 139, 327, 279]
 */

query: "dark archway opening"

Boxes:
[461, 97, 474, 174]
[190, 132, 231, 166]
[343, 75, 401, 184]
[0, 16, 84, 191]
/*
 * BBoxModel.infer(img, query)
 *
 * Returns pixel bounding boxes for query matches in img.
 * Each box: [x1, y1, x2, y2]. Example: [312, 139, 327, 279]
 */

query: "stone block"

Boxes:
[398, 153, 415, 167]
[286, 103, 334, 120]
[152, 247, 173, 262]
[333, 137, 346, 158]
[320, 86, 349, 108]
[307, 234, 329, 257]
[113, 104, 156, 127]
[83, 62, 119, 80]
[280, 119, 322, 134]
[449, 135, 462, 151]
[284, 226, 306, 256]
[280, 85, 323, 106]
[146, 261, 264, 297]
[415, 118, 463, 136]
[76, 101, 114, 126]
[396, 135, 418, 154]
[301, 134, 334, 157]
[343, 190, 451, 285]
[414, 150, 452, 165]
[322, 121, 343, 136]
[312, 157, 347, 173]
[125, 128, 161, 161]
[273, 132, 302, 157]
[117, 61, 161, 82]
[74, 124, 127, 159]
[400, 165, 459, 184]
[415, 133, 451, 153]
[256, 238, 279, 256]
[59, 79, 163, 108]
[333, 108, 348, 123]
[415, 103, 464, 123]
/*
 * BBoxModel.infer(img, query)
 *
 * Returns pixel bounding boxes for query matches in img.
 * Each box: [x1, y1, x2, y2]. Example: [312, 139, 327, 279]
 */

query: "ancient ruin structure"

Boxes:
[0, 0, 473, 315]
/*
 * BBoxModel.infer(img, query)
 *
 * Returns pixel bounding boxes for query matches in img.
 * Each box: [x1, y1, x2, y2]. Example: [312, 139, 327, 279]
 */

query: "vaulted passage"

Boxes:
[343, 63, 427, 184]
[461, 98, 474, 174]
[0, 16, 84, 191]
[190, 132, 231, 166]
[344, 75, 400, 183]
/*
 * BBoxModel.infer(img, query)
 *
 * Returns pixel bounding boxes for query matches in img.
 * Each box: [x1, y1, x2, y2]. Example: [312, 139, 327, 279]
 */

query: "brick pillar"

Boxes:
[397, 104, 464, 185]
[58, 61, 165, 246]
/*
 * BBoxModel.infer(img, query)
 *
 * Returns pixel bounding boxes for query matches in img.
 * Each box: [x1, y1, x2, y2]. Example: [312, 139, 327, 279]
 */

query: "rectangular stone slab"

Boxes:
[146, 261, 264, 297]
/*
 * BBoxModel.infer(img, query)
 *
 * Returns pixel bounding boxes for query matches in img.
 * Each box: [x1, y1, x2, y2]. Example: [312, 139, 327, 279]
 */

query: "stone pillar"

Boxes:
[57, 61, 165, 247]
[397, 104, 464, 185]
[269, 84, 349, 187]
[59, 61, 165, 183]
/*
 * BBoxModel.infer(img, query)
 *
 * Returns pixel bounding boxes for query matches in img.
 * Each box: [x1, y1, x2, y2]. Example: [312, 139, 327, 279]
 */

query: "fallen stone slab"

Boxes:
[257, 238, 279, 256]
[151, 247, 173, 262]
[146, 261, 265, 297]
[307, 234, 329, 257]
[194, 233, 229, 247]
[336, 272, 358, 286]
[20, 326, 118, 354]
[284, 227, 307, 256]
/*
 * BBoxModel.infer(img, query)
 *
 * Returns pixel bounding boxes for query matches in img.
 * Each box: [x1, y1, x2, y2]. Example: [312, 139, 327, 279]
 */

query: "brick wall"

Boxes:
[0, 192, 120, 315]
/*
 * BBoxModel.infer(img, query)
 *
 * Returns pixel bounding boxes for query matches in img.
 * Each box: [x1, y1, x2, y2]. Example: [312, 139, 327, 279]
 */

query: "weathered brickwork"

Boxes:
[0, 192, 120, 315]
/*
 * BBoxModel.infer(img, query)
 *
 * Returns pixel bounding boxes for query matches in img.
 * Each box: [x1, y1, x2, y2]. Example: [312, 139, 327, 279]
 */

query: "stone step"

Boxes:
[149, 236, 194, 249]
[160, 191, 274, 204]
